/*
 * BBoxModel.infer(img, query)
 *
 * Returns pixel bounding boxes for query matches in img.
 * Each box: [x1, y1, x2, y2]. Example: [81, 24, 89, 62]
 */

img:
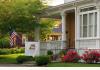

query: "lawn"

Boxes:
[0, 54, 24, 64]
[47, 62, 100, 67]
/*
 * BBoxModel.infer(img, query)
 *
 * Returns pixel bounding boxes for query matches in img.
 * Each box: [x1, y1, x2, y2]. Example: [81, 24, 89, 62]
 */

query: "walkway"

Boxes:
[0, 63, 35, 67]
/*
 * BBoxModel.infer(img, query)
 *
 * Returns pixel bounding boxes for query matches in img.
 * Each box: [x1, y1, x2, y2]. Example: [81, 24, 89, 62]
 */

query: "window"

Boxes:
[79, 6, 97, 38]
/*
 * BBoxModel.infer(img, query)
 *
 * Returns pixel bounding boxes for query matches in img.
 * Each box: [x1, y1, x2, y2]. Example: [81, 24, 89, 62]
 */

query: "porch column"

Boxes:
[61, 12, 67, 49]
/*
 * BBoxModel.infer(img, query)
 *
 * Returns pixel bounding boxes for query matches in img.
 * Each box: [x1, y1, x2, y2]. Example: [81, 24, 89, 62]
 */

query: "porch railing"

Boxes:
[40, 41, 100, 56]
[40, 41, 66, 55]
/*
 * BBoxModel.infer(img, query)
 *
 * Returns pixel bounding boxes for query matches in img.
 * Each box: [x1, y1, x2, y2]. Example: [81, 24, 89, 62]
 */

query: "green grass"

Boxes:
[0, 54, 24, 64]
[47, 62, 100, 67]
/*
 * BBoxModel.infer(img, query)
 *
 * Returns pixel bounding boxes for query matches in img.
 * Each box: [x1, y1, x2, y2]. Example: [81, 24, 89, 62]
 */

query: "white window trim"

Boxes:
[79, 7, 98, 39]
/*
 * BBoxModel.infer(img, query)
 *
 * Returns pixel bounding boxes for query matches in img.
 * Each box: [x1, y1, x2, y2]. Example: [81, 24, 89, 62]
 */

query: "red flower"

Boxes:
[63, 50, 80, 63]
[81, 50, 100, 63]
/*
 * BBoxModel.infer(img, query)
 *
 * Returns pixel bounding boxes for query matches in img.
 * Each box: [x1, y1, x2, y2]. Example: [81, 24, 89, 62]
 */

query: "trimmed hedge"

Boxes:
[0, 49, 11, 55]
[35, 56, 50, 66]
[16, 55, 34, 64]
[0, 48, 24, 55]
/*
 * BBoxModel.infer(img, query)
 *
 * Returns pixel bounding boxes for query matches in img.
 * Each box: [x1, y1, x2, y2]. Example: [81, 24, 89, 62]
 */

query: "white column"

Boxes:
[61, 12, 67, 49]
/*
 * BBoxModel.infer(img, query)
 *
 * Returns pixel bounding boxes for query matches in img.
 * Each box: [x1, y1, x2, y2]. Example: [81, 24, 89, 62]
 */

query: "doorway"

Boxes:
[66, 12, 75, 49]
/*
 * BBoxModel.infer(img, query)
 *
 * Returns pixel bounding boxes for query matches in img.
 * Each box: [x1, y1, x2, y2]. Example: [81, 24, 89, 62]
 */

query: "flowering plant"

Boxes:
[81, 50, 100, 63]
[63, 50, 80, 63]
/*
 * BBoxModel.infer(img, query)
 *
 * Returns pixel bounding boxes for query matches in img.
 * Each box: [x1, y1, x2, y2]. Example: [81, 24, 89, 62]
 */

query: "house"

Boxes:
[41, 0, 100, 52]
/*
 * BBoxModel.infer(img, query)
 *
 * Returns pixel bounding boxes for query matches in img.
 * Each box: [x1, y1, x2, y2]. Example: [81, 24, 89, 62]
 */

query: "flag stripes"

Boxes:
[10, 31, 17, 47]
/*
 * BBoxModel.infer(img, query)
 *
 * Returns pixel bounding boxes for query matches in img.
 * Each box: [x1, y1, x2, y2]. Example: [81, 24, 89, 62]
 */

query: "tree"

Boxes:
[0, 0, 45, 35]
[0, 0, 56, 41]
[40, 18, 55, 41]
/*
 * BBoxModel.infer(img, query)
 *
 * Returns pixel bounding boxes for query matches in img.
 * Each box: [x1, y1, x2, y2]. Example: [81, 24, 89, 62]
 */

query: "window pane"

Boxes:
[83, 14, 87, 26]
[89, 13, 94, 37]
[83, 26, 87, 37]
[80, 6, 96, 12]
[83, 14, 87, 37]
[89, 25, 93, 37]
[89, 13, 94, 25]
[94, 12, 97, 36]
[80, 15, 82, 37]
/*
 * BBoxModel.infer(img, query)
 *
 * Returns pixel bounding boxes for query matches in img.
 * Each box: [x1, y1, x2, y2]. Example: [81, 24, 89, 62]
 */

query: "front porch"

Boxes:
[42, 8, 76, 49]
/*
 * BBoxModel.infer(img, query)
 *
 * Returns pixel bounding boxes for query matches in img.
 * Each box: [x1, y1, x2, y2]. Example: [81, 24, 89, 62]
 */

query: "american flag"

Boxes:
[10, 31, 17, 47]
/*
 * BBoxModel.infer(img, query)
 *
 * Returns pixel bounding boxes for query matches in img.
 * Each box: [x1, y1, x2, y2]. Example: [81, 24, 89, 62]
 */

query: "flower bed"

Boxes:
[62, 49, 100, 64]
[81, 50, 100, 63]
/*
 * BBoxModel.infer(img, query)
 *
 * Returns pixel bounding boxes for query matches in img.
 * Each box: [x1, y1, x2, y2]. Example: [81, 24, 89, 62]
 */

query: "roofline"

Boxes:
[40, 0, 98, 18]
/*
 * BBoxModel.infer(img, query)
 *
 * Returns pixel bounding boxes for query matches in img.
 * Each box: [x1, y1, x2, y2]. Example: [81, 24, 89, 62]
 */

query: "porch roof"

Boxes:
[40, 0, 97, 18]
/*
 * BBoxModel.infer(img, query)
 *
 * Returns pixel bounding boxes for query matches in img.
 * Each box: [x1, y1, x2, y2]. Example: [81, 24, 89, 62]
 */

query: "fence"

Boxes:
[40, 41, 66, 55]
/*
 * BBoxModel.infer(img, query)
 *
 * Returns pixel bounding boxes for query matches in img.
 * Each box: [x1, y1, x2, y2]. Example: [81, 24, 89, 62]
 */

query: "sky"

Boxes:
[48, 0, 75, 6]
[49, 0, 64, 6]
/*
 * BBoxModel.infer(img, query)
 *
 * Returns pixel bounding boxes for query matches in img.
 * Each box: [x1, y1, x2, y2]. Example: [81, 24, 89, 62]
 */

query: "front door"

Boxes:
[66, 12, 75, 49]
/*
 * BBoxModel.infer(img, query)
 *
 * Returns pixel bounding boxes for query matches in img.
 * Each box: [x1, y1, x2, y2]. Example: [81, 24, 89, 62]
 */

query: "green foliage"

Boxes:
[16, 55, 34, 64]
[47, 50, 53, 55]
[59, 50, 66, 56]
[40, 18, 55, 41]
[10, 47, 25, 54]
[0, 48, 24, 55]
[35, 56, 50, 66]
[0, 0, 55, 41]
[0, 49, 11, 55]
[0, 0, 46, 34]
[0, 38, 10, 48]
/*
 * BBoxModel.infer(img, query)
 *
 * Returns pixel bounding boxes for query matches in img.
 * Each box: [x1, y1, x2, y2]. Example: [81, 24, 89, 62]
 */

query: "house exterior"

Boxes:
[41, 0, 100, 52]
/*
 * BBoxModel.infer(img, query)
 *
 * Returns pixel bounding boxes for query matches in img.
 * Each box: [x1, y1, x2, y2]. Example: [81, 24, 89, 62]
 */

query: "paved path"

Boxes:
[0, 64, 35, 67]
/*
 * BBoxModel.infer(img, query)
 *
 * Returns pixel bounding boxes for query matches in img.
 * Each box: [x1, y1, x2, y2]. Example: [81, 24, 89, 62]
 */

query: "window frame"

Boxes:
[79, 7, 98, 38]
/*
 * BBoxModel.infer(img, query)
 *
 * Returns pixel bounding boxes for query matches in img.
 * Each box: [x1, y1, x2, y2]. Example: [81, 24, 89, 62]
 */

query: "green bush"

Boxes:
[35, 56, 50, 66]
[0, 49, 11, 55]
[10, 48, 25, 54]
[16, 55, 34, 64]
[59, 50, 66, 56]
[0, 39, 10, 48]
[47, 50, 53, 55]
[0, 48, 24, 55]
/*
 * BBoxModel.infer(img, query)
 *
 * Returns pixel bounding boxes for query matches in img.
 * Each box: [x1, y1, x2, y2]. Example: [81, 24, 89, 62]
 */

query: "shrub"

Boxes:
[16, 55, 34, 64]
[59, 50, 66, 56]
[63, 50, 80, 63]
[35, 56, 50, 66]
[47, 50, 53, 55]
[0, 48, 24, 55]
[81, 50, 100, 63]
[10, 47, 25, 54]
[0, 49, 11, 55]
[0, 39, 10, 48]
